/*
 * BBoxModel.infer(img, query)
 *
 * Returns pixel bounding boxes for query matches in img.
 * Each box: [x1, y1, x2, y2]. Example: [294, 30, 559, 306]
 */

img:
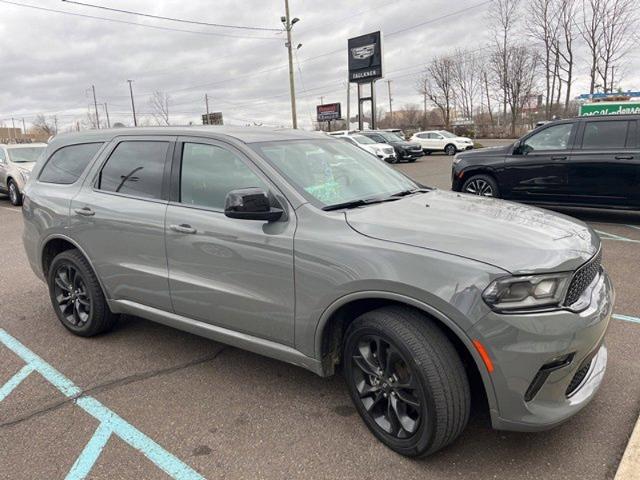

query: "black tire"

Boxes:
[444, 144, 457, 156]
[343, 306, 470, 457]
[8, 179, 22, 206]
[424, 150, 432, 156]
[461, 174, 500, 198]
[47, 249, 118, 337]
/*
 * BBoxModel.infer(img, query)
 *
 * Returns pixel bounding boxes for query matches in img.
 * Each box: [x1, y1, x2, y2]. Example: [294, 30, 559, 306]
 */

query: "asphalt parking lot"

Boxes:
[1, 152, 639, 480]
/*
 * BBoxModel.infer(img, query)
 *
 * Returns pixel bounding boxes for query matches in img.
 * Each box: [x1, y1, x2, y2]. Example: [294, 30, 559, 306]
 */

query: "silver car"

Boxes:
[22, 127, 613, 457]
[0, 143, 47, 205]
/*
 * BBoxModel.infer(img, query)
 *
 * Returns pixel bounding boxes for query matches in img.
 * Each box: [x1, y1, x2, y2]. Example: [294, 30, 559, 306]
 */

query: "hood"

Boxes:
[459, 144, 511, 159]
[345, 189, 599, 274]
[389, 140, 421, 149]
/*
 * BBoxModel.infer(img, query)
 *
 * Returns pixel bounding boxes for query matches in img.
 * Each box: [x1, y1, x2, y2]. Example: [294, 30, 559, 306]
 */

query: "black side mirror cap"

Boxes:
[224, 188, 283, 222]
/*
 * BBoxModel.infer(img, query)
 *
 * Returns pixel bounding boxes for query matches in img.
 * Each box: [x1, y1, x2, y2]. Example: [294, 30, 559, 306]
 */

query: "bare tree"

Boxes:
[417, 55, 456, 129]
[452, 49, 481, 121]
[597, 0, 637, 92]
[489, 0, 522, 122]
[528, 0, 561, 116]
[149, 90, 170, 126]
[504, 46, 540, 136]
[32, 114, 57, 136]
[579, 0, 605, 94]
[555, 0, 577, 111]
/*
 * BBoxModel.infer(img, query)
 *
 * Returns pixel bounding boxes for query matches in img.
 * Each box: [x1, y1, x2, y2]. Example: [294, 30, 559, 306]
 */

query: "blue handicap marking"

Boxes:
[0, 329, 206, 480]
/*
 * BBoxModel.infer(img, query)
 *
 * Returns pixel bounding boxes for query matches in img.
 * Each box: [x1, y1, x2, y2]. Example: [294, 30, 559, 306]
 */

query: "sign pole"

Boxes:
[370, 81, 376, 130]
[346, 82, 351, 130]
[357, 83, 364, 131]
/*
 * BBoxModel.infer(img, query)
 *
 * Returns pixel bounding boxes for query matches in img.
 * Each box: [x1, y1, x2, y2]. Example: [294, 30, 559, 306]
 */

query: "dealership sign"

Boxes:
[202, 112, 224, 125]
[317, 103, 342, 122]
[579, 102, 640, 116]
[348, 31, 383, 83]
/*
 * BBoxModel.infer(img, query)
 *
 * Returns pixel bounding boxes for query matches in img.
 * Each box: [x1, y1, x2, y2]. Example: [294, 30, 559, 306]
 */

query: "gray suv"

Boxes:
[22, 127, 613, 457]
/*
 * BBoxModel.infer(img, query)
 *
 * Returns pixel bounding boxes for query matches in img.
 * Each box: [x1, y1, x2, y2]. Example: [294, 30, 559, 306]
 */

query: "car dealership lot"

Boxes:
[1, 153, 639, 479]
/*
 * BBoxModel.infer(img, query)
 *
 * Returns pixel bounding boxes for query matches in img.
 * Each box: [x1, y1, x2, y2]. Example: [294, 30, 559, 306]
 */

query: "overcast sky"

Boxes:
[0, 0, 638, 132]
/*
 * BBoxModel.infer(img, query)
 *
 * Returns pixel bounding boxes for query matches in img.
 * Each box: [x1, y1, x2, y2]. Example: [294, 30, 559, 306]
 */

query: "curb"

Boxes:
[615, 412, 640, 480]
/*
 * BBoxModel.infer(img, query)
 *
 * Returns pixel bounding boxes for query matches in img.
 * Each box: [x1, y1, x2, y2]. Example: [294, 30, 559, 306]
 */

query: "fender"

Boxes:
[39, 233, 112, 300]
[313, 290, 499, 413]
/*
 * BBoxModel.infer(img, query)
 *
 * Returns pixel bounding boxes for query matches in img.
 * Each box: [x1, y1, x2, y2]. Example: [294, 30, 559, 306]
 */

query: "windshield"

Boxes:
[7, 146, 45, 163]
[350, 135, 376, 145]
[251, 139, 418, 208]
[438, 131, 457, 138]
[377, 131, 403, 142]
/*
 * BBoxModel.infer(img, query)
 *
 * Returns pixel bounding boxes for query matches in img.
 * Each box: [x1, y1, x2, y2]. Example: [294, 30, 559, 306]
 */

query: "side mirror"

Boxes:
[512, 141, 523, 155]
[224, 188, 283, 222]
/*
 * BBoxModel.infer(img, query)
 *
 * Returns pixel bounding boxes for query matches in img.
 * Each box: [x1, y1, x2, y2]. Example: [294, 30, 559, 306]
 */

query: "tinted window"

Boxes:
[363, 133, 385, 143]
[523, 123, 573, 152]
[582, 121, 629, 149]
[39, 143, 103, 184]
[97, 141, 168, 199]
[180, 143, 267, 210]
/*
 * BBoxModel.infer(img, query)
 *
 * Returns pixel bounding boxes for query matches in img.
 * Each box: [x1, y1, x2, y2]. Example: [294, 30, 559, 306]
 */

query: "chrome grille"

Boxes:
[564, 250, 602, 306]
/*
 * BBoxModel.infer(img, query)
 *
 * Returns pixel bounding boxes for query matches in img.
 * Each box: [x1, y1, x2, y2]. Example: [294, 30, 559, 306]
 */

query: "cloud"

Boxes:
[0, 0, 636, 131]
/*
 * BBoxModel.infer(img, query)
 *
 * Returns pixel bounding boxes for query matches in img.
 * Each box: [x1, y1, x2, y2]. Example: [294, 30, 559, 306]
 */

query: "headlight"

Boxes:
[483, 273, 572, 312]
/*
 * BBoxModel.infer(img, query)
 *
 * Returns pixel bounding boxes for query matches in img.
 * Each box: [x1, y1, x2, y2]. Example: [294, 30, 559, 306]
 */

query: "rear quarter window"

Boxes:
[581, 120, 629, 149]
[39, 143, 104, 184]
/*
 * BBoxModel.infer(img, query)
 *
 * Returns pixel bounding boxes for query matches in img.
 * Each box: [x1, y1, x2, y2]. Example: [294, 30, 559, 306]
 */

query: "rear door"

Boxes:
[70, 136, 175, 311]
[567, 118, 639, 207]
[499, 121, 575, 202]
[164, 137, 296, 345]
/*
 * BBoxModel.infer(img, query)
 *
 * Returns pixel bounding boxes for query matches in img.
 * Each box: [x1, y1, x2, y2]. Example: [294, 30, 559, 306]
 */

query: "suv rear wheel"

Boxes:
[47, 249, 118, 336]
[343, 306, 470, 457]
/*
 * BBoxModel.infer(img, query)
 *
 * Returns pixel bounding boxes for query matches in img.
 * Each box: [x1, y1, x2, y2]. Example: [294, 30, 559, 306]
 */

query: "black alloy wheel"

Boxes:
[350, 334, 422, 439]
[52, 263, 92, 328]
[462, 174, 499, 198]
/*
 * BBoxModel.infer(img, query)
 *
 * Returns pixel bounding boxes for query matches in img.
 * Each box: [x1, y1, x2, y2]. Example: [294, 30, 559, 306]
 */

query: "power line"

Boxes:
[60, 0, 283, 32]
[0, 0, 282, 40]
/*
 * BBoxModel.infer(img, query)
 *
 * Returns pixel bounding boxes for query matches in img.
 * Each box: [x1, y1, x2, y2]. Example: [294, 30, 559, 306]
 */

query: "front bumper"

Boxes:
[468, 269, 614, 432]
[399, 149, 423, 160]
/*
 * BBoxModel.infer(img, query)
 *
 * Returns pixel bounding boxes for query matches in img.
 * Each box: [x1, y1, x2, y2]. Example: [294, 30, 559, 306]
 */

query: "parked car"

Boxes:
[0, 143, 47, 206]
[23, 127, 612, 457]
[381, 128, 406, 140]
[452, 114, 640, 210]
[411, 130, 474, 155]
[360, 130, 423, 162]
[336, 134, 397, 163]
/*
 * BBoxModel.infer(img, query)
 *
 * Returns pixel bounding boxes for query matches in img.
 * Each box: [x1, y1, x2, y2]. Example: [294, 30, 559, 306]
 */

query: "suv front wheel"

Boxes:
[47, 249, 119, 336]
[343, 306, 470, 457]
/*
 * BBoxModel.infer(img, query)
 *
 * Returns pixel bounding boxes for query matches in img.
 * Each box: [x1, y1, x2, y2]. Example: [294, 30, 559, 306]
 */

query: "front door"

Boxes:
[499, 122, 575, 202]
[567, 119, 640, 207]
[165, 138, 296, 345]
[69, 136, 175, 311]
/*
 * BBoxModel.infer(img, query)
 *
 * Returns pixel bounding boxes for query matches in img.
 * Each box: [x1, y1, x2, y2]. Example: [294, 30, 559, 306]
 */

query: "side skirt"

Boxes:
[109, 299, 324, 376]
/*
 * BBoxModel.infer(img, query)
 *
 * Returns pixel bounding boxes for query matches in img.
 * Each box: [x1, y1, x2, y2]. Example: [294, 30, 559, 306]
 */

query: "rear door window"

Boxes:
[39, 143, 103, 184]
[97, 141, 169, 199]
[581, 120, 630, 149]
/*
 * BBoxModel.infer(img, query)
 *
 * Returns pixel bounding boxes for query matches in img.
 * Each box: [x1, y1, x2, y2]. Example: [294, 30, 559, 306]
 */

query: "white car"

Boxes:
[334, 134, 397, 163]
[410, 130, 474, 156]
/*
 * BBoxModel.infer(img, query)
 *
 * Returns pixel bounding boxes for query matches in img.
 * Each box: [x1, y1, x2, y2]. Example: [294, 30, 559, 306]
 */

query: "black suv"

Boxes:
[452, 114, 640, 210]
[360, 131, 424, 162]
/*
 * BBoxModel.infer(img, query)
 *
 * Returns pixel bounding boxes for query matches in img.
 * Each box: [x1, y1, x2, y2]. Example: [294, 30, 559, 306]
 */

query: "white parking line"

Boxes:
[0, 206, 19, 213]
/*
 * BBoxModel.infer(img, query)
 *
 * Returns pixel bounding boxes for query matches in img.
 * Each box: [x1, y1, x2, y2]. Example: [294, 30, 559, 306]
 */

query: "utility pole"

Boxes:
[11, 118, 15, 141]
[91, 85, 100, 129]
[205, 94, 210, 116]
[386, 80, 393, 126]
[346, 82, 351, 130]
[282, 0, 298, 129]
[53, 116, 58, 135]
[22, 118, 26, 137]
[127, 80, 137, 127]
[104, 103, 111, 128]
[319, 96, 324, 106]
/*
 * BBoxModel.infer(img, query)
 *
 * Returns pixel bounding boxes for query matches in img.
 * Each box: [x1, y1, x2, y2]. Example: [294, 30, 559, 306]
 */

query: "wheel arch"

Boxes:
[314, 291, 498, 413]
[40, 234, 111, 299]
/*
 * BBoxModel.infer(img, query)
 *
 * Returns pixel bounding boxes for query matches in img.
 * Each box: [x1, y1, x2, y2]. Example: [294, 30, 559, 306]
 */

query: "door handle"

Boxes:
[614, 155, 633, 160]
[74, 207, 95, 216]
[551, 155, 567, 161]
[170, 224, 197, 234]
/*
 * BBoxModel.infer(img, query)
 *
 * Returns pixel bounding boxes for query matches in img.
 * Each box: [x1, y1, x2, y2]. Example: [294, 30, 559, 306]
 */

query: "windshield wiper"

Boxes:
[390, 188, 431, 197]
[322, 196, 400, 211]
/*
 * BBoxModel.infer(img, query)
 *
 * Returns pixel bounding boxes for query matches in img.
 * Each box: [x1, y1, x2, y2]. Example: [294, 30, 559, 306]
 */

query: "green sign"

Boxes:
[579, 102, 640, 116]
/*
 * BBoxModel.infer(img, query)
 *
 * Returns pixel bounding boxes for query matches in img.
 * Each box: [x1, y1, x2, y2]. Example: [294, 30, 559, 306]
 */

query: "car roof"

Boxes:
[47, 126, 328, 148]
